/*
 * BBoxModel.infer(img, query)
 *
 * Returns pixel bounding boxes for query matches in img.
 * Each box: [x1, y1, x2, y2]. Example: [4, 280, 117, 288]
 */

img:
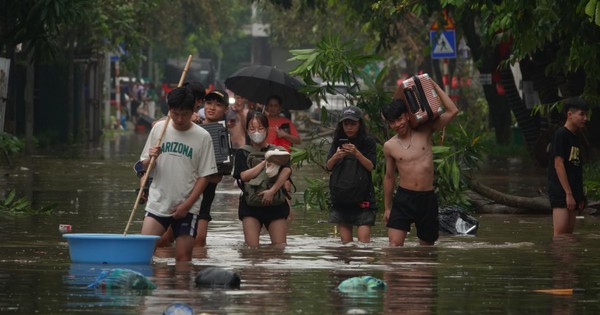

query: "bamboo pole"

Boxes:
[123, 54, 193, 235]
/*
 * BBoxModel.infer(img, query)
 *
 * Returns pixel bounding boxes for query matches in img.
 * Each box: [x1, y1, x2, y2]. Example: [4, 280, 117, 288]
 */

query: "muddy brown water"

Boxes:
[0, 133, 598, 314]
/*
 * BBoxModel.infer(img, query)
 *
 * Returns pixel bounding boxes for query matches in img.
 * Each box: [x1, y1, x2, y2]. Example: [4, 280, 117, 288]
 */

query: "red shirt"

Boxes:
[266, 116, 299, 152]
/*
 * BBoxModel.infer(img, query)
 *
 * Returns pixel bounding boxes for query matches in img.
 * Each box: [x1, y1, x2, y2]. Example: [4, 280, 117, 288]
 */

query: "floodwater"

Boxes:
[0, 132, 599, 314]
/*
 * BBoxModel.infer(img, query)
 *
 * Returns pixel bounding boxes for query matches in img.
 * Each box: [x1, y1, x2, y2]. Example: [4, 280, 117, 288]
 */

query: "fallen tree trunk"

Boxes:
[468, 179, 550, 211]
[467, 179, 550, 214]
[466, 180, 598, 215]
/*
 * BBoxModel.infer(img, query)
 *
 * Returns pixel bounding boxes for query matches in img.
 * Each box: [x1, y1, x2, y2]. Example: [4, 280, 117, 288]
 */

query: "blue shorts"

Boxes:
[145, 212, 198, 239]
[386, 186, 439, 244]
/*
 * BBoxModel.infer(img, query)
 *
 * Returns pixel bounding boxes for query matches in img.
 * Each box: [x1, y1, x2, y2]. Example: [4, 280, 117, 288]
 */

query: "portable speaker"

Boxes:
[401, 74, 444, 128]
[199, 121, 233, 175]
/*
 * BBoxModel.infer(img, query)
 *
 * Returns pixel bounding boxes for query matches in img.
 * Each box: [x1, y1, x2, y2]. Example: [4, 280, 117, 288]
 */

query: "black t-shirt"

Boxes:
[547, 126, 583, 199]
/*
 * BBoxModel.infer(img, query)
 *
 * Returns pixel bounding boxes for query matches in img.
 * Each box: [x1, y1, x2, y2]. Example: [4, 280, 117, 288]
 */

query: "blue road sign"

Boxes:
[430, 30, 456, 59]
[110, 43, 128, 62]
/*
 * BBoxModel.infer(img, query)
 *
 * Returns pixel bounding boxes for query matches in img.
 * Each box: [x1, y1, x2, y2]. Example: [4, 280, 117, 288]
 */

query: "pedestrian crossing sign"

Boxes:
[430, 30, 456, 59]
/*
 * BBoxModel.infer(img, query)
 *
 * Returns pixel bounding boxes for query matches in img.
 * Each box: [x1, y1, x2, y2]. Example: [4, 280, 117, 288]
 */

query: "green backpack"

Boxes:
[239, 144, 289, 207]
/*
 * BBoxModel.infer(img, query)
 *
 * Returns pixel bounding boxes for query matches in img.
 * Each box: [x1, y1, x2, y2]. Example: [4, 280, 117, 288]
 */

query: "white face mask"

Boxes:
[249, 131, 267, 144]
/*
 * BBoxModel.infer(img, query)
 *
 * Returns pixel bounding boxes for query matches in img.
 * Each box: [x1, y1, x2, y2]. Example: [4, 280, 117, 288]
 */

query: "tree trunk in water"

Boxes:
[468, 179, 550, 212]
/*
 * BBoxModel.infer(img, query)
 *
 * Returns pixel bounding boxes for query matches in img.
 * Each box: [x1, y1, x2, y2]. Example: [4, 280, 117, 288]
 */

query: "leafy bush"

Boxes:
[584, 160, 600, 201]
[0, 190, 57, 215]
[0, 132, 25, 154]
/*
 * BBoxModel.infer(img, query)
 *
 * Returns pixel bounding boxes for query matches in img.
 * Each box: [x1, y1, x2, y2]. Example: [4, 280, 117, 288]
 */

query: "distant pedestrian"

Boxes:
[547, 97, 588, 237]
[265, 95, 301, 152]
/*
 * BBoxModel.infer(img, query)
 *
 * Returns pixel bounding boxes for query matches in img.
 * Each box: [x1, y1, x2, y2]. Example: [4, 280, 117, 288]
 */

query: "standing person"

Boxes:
[145, 83, 159, 119]
[381, 82, 459, 246]
[194, 90, 229, 246]
[233, 111, 292, 247]
[325, 106, 377, 243]
[138, 87, 217, 262]
[265, 95, 301, 152]
[547, 97, 588, 237]
[157, 89, 229, 248]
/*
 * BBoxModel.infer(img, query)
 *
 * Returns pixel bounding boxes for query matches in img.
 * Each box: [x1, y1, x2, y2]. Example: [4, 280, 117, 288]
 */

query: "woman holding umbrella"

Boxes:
[265, 95, 302, 152]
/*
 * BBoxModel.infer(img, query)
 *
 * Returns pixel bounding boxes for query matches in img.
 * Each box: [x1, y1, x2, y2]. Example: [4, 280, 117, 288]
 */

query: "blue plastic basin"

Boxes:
[63, 233, 160, 264]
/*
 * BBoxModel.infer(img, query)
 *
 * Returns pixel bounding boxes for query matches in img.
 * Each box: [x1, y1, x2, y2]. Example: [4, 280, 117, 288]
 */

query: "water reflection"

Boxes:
[550, 236, 578, 315]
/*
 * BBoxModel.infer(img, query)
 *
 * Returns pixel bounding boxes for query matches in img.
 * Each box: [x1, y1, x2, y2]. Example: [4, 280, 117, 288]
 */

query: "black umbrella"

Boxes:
[224, 65, 312, 110]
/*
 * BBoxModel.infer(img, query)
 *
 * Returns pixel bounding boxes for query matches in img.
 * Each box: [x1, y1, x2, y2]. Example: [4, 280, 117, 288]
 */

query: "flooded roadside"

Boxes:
[0, 132, 598, 314]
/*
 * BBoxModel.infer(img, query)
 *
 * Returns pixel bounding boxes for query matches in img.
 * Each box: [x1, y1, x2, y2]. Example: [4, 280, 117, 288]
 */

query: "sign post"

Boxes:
[430, 10, 456, 95]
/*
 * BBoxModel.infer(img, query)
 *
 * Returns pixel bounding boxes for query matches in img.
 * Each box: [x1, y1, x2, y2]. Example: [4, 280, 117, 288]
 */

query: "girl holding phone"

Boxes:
[325, 106, 378, 243]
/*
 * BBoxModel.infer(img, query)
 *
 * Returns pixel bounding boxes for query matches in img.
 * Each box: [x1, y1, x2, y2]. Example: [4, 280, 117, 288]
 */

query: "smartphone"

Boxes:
[279, 123, 290, 133]
[338, 138, 349, 147]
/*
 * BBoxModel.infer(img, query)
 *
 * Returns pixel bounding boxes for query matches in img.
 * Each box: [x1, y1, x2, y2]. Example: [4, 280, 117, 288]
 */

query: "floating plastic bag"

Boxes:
[337, 276, 387, 293]
[439, 205, 479, 235]
[87, 268, 156, 290]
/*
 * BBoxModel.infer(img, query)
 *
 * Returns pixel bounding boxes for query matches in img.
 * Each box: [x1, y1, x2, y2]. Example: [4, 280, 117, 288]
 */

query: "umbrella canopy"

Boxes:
[225, 65, 312, 110]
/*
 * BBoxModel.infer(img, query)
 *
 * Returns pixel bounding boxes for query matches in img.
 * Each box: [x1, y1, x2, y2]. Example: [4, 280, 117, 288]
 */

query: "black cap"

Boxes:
[339, 106, 363, 122]
[205, 89, 228, 105]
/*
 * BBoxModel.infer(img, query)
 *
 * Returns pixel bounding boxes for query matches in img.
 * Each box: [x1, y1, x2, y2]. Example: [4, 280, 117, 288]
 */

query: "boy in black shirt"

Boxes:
[547, 97, 588, 237]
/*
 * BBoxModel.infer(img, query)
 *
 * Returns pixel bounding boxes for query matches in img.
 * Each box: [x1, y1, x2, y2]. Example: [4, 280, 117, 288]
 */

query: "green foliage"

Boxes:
[290, 139, 331, 210]
[289, 35, 383, 100]
[585, 0, 600, 26]
[146, 0, 253, 78]
[0, 0, 89, 61]
[460, 0, 600, 101]
[0, 132, 25, 155]
[0, 190, 57, 215]
[584, 159, 600, 201]
[433, 122, 485, 207]
[301, 176, 331, 211]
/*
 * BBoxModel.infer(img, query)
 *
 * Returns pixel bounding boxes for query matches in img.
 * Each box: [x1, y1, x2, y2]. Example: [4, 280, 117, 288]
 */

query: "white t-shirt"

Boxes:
[140, 120, 217, 217]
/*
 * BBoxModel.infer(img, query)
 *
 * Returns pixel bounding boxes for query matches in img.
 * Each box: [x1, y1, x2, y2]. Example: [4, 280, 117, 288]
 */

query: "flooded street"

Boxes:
[0, 132, 599, 314]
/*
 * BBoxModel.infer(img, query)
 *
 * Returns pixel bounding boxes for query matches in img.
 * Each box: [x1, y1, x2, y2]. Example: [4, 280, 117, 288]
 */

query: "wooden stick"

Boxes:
[532, 288, 585, 295]
[123, 54, 193, 235]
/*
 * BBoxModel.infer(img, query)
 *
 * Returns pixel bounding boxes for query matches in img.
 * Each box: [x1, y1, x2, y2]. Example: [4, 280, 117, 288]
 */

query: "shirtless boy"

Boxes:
[381, 82, 458, 246]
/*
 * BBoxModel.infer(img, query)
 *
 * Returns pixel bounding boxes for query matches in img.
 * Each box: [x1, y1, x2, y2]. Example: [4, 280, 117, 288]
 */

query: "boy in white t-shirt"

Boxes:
[138, 86, 218, 261]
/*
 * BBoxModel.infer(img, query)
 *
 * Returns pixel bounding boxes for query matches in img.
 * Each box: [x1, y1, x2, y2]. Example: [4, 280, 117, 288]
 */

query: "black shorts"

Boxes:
[549, 193, 584, 209]
[329, 207, 376, 226]
[386, 186, 439, 244]
[238, 198, 289, 228]
[145, 212, 198, 239]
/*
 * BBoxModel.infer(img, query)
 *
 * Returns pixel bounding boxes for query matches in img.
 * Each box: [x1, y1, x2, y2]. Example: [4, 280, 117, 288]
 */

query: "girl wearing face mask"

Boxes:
[232, 111, 292, 247]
